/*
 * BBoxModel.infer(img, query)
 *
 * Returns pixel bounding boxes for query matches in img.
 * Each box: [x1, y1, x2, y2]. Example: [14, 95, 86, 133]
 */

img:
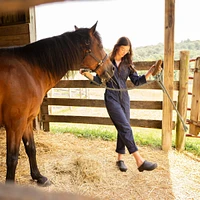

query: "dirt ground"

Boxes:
[0, 128, 200, 200]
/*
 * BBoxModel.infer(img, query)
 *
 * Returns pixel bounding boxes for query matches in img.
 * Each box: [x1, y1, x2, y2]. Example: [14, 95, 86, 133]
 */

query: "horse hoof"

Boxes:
[37, 178, 51, 187]
[41, 179, 51, 187]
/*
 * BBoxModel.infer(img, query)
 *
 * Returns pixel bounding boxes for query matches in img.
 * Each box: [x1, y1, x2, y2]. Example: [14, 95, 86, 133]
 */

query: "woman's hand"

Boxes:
[151, 60, 162, 76]
[145, 60, 162, 79]
[79, 69, 94, 80]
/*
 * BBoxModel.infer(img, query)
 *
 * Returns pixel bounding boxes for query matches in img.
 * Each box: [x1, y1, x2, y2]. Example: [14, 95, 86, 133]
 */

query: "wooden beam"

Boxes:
[29, 8, 36, 43]
[162, 0, 175, 151]
[176, 51, 190, 151]
[0, 24, 30, 36]
[42, 98, 164, 110]
[41, 115, 164, 129]
[0, 34, 30, 47]
[54, 80, 179, 90]
[189, 57, 200, 136]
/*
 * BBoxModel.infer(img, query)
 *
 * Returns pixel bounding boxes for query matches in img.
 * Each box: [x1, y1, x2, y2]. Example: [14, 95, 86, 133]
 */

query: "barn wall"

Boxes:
[0, 8, 36, 47]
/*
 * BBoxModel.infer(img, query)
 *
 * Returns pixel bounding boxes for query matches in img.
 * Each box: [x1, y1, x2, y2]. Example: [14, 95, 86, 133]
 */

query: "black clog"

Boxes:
[138, 160, 157, 172]
[116, 160, 127, 172]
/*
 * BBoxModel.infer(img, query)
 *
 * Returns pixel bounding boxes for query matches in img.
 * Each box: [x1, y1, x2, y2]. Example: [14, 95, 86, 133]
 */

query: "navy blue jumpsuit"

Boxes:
[94, 60, 147, 154]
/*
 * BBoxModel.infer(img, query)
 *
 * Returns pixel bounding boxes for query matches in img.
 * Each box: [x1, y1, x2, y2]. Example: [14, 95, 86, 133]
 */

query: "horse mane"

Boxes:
[5, 28, 102, 79]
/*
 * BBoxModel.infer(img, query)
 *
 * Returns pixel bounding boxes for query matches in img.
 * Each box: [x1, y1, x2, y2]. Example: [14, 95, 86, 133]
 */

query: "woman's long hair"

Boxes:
[109, 36, 133, 65]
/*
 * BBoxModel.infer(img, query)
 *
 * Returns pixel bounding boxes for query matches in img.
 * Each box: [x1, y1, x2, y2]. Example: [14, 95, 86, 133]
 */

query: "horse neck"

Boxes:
[22, 33, 83, 86]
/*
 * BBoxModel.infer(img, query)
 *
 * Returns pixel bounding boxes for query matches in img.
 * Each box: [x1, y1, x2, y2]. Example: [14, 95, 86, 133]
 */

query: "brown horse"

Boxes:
[0, 22, 114, 186]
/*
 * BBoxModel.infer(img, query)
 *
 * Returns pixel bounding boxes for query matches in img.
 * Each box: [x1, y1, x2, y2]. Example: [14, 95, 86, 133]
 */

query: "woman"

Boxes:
[81, 37, 160, 172]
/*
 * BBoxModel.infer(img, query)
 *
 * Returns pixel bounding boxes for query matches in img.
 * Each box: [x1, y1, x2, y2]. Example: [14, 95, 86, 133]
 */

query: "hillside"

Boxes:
[105, 39, 200, 62]
[133, 39, 200, 61]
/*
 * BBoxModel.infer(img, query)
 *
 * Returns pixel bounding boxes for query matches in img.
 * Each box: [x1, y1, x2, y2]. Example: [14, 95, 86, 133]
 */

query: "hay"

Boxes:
[1, 127, 200, 200]
[69, 156, 103, 185]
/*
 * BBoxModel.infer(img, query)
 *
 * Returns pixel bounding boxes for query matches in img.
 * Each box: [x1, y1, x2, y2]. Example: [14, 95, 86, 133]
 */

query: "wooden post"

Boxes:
[162, 0, 175, 151]
[189, 57, 200, 136]
[47, 89, 53, 115]
[176, 51, 189, 151]
[28, 7, 36, 43]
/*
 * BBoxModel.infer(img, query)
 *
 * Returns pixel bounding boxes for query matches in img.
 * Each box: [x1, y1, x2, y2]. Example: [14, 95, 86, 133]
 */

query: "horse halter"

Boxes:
[83, 49, 108, 73]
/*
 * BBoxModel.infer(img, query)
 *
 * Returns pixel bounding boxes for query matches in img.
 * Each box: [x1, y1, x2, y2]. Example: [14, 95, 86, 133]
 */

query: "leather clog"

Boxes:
[138, 160, 157, 172]
[116, 160, 127, 172]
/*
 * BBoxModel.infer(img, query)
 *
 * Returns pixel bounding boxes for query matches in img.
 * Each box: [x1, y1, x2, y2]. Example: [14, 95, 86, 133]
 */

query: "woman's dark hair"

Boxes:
[110, 36, 133, 65]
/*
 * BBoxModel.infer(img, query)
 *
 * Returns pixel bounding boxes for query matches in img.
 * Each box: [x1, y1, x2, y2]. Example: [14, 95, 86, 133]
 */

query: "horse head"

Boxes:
[74, 21, 114, 82]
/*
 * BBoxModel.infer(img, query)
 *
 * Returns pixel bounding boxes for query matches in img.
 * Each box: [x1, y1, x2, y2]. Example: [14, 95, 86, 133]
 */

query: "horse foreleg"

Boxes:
[22, 126, 51, 186]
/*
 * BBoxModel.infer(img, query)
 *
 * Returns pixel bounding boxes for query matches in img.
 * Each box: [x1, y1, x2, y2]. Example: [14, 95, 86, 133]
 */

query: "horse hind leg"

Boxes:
[22, 124, 51, 186]
[5, 127, 22, 183]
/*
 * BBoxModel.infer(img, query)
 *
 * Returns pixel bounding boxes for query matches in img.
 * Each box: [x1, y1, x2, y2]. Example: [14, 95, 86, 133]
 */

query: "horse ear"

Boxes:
[89, 21, 98, 36]
[74, 25, 79, 30]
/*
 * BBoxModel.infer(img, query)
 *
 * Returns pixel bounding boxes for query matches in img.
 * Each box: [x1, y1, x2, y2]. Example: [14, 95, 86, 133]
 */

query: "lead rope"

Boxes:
[83, 69, 188, 132]
[154, 71, 188, 132]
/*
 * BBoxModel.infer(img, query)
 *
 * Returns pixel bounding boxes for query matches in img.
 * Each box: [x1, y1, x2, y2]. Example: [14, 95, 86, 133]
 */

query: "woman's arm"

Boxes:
[145, 65, 155, 80]
[79, 69, 102, 85]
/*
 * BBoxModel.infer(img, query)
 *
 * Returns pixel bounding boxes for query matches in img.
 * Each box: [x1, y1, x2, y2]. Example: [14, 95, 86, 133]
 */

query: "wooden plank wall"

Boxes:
[40, 61, 180, 131]
[0, 8, 36, 47]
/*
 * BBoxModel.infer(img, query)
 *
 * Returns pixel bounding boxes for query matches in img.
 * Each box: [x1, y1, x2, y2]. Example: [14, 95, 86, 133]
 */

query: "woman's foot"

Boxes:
[116, 160, 127, 172]
[138, 160, 157, 172]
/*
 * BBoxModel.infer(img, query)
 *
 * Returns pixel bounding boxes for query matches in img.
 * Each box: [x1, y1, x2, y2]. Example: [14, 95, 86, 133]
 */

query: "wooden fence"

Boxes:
[39, 60, 181, 132]
[188, 57, 200, 136]
[0, 8, 36, 47]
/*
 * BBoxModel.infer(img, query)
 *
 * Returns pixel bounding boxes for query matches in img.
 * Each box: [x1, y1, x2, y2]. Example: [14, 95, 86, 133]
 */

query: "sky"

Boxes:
[35, 0, 200, 49]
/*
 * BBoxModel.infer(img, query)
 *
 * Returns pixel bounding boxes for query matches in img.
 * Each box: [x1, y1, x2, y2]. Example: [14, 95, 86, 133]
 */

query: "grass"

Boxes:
[185, 139, 200, 157]
[50, 123, 200, 158]
[50, 123, 117, 141]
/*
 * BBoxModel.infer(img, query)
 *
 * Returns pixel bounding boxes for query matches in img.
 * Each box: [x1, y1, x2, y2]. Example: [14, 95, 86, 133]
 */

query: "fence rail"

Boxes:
[39, 60, 180, 131]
